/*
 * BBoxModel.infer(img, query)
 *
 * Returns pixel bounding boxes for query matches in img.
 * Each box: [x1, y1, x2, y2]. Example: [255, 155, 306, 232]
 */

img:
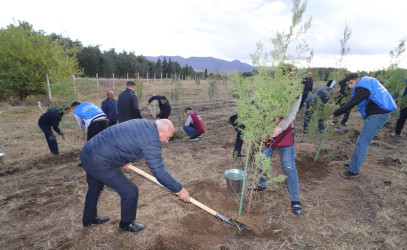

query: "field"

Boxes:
[0, 78, 406, 249]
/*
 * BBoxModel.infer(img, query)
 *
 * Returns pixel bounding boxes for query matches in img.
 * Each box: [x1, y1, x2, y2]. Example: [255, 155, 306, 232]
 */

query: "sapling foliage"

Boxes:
[231, 0, 312, 211]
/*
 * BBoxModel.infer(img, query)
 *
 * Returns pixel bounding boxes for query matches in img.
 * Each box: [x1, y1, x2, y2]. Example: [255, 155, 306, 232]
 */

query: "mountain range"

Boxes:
[145, 56, 255, 73]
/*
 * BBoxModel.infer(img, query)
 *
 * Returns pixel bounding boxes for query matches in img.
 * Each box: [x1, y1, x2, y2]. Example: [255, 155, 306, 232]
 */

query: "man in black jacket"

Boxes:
[118, 81, 142, 122]
[299, 72, 313, 110]
[38, 105, 71, 155]
[146, 95, 171, 119]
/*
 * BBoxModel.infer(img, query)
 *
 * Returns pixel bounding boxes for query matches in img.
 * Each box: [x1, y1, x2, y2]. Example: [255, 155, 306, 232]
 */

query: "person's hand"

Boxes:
[270, 127, 281, 138]
[177, 187, 190, 203]
[146, 102, 150, 106]
[122, 162, 132, 170]
[107, 118, 110, 122]
[62, 135, 67, 141]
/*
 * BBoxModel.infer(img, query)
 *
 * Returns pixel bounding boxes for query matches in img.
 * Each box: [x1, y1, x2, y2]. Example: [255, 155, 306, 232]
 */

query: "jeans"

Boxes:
[395, 107, 407, 136]
[82, 167, 139, 225]
[349, 113, 391, 174]
[183, 125, 196, 137]
[258, 144, 300, 202]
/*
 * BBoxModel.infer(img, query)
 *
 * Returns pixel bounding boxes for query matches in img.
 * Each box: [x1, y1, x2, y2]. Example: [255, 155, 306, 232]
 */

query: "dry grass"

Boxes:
[0, 78, 406, 249]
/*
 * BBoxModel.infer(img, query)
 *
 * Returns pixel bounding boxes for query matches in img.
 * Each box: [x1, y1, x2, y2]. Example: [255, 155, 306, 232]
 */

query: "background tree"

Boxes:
[0, 21, 78, 101]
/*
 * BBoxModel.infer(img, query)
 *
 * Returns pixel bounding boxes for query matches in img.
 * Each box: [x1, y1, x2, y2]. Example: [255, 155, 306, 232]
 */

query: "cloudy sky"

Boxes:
[1, 0, 406, 71]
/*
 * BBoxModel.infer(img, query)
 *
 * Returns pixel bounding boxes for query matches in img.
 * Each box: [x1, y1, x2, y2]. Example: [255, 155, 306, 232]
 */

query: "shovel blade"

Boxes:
[229, 218, 252, 232]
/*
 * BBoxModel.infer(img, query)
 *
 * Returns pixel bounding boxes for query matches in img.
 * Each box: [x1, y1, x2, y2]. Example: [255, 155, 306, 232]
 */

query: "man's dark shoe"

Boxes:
[247, 185, 265, 191]
[340, 170, 359, 179]
[391, 133, 400, 138]
[291, 201, 303, 217]
[233, 151, 246, 158]
[119, 221, 147, 233]
[83, 216, 111, 227]
[342, 163, 349, 169]
[189, 135, 199, 141]
[341, 122, 348, 127]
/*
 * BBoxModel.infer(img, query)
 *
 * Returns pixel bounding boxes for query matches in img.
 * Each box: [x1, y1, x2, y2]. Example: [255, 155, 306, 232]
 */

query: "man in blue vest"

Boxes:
[71, 102, 108, 141]
[330, 73, 397, 179]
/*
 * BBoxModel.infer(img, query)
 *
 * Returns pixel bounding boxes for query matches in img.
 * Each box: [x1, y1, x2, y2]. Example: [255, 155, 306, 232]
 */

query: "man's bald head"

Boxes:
[156, 119, 174, 143]
[106, 91, 114, 100]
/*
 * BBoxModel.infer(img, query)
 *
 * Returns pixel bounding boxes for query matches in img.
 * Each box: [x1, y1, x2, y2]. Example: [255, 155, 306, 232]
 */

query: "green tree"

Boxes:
[0, 21, 78, 100]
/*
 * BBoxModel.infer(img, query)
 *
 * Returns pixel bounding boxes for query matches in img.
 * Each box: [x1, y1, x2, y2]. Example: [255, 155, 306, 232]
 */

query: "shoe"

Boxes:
[341, 122, 348, 127]
[334, 126, 342, 132]
[119, 221, 147, 232]
[391, 133, 400, 137]
[53, 152, 64, 155]
[189, 135, 199, 141]
[247, 185, 266, 191]
[340, 170, 359, 179]
[291, 201, 303, 217]
[233, 151, 246, 158]
[342, 163, 349, 169]
[83, 216, 111, 227]
[197, 134, 202, 138]
[78, 162, 82, 167]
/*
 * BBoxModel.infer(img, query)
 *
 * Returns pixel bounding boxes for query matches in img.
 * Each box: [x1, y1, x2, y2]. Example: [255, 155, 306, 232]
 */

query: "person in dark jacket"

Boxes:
[38, 105, 71, 155]
[303, 86, 335, 134]
[329, 73, 397, 179]
[392, 81, 407, 138]
[118, 81, 142, 122]
[146, 95, 171, 119]
[80, 119, 190, 232]
[230, 113, 245, 158]
[101, 91, 118, 126]
[336, 79, 351, 126]
[299, 72, 313, 110]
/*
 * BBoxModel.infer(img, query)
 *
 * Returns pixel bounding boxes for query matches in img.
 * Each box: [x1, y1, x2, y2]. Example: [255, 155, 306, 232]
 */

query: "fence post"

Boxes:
[147, 73, 149, 84]
[112, 73, 115, 89]
[46, 74, 52, 101]
[161, 72, 163, 84]
[96, 73, 99, 90]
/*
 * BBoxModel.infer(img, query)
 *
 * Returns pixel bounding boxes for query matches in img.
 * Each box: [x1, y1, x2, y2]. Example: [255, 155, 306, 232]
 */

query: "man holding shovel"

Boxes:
[71, 102, 108, 141]
[38, 105, 72, 155]
[146, 95, 171, 119]
[80, 119, 190, 232]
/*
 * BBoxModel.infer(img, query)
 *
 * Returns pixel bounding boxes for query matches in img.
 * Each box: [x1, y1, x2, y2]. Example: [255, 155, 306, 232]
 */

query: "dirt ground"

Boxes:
[0, 78, 406, 249]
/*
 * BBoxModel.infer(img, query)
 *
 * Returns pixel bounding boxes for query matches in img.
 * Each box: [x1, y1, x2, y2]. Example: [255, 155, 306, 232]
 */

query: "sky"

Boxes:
[1, 0, 406, 72]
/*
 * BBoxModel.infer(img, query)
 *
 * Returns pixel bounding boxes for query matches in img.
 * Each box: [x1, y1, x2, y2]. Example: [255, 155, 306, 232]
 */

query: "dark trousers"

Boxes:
[395, 107, 407, 135]
[87, 119, 108, 141]
[82, 166, 139, 225]
[38, 122, 59, 154]
[234, 131, 243, 155]
[303, 102, 324, 132]
[108, 120, 118, 127]
[299, 91, 309, 110]
[340, 103, 351, 124]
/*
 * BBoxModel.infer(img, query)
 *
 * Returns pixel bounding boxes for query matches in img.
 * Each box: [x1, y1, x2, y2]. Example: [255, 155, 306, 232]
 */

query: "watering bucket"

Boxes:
[225, 169, 244, 195]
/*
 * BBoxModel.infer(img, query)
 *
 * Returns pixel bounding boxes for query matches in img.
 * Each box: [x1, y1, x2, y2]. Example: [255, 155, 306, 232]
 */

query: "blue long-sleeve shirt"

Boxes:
[101, 98, 118, 122]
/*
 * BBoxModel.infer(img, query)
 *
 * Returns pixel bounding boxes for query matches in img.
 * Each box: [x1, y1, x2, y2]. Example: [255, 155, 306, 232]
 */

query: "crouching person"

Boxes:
[183, 107, 206, 141]
[80, 119, 190, 232]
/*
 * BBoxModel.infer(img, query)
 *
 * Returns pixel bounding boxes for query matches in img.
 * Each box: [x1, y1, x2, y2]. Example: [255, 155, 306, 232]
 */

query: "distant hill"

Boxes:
[145, 56, 255, 73]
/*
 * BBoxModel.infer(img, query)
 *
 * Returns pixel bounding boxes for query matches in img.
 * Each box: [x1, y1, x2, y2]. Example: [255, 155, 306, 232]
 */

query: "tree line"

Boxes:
[0, 21, 206, 100]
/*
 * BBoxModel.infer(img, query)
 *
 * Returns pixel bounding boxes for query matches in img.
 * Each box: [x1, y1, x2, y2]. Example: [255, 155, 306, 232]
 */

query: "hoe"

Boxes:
[129, 165, 251, 232]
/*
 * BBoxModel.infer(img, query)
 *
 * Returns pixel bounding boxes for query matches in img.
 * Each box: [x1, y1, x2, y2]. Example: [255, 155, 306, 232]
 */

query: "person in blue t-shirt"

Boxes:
[71, 102, 108, 141]
[329, 73, 397, 179]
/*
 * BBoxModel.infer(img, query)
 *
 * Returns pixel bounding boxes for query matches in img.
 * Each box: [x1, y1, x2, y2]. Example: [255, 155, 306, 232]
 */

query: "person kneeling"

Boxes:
[183, 108, 206, 141]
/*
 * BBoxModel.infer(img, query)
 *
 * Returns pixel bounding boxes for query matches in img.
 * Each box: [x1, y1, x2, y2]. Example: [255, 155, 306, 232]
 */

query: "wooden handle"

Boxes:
[147, 105, 156, 119]
[128, 165, 217, 216]
[64, 138, 75, 150]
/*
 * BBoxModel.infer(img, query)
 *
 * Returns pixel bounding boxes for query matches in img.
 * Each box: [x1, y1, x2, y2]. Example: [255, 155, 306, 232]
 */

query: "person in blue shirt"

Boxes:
[330, 73, 397, 179]
[392, 81, 407, 137]
[71, 102, 108, 141]
[101, 91, 118, 127]
[80, 119, 190, 232]
[303, 86, 335, 134]
[37, 105, 72, 155]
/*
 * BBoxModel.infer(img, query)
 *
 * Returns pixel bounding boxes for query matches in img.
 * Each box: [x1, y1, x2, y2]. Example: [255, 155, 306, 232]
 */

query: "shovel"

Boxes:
[128, 165, 251, 231]
[147, 105, 156, 119]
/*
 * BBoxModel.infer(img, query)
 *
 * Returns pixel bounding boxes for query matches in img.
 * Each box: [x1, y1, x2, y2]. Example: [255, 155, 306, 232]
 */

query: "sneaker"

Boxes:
[233, 151, 246, 158]
[291, 201, 303, 216]
[334, 126, 342, 132]
[340, 170, 359, 179]
[189, 135, 199, 141]
[341, 122, 348, 127]
[342, 163, 349, 169]
[197, 134, 202, 138]
[391, 133, 400, 138]
[53, 152, 64, 156]
[247, 185, 266, 192]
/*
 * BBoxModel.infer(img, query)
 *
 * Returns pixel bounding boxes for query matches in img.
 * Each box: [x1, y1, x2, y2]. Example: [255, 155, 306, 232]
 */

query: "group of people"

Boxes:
[36, 72, 406, 232]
